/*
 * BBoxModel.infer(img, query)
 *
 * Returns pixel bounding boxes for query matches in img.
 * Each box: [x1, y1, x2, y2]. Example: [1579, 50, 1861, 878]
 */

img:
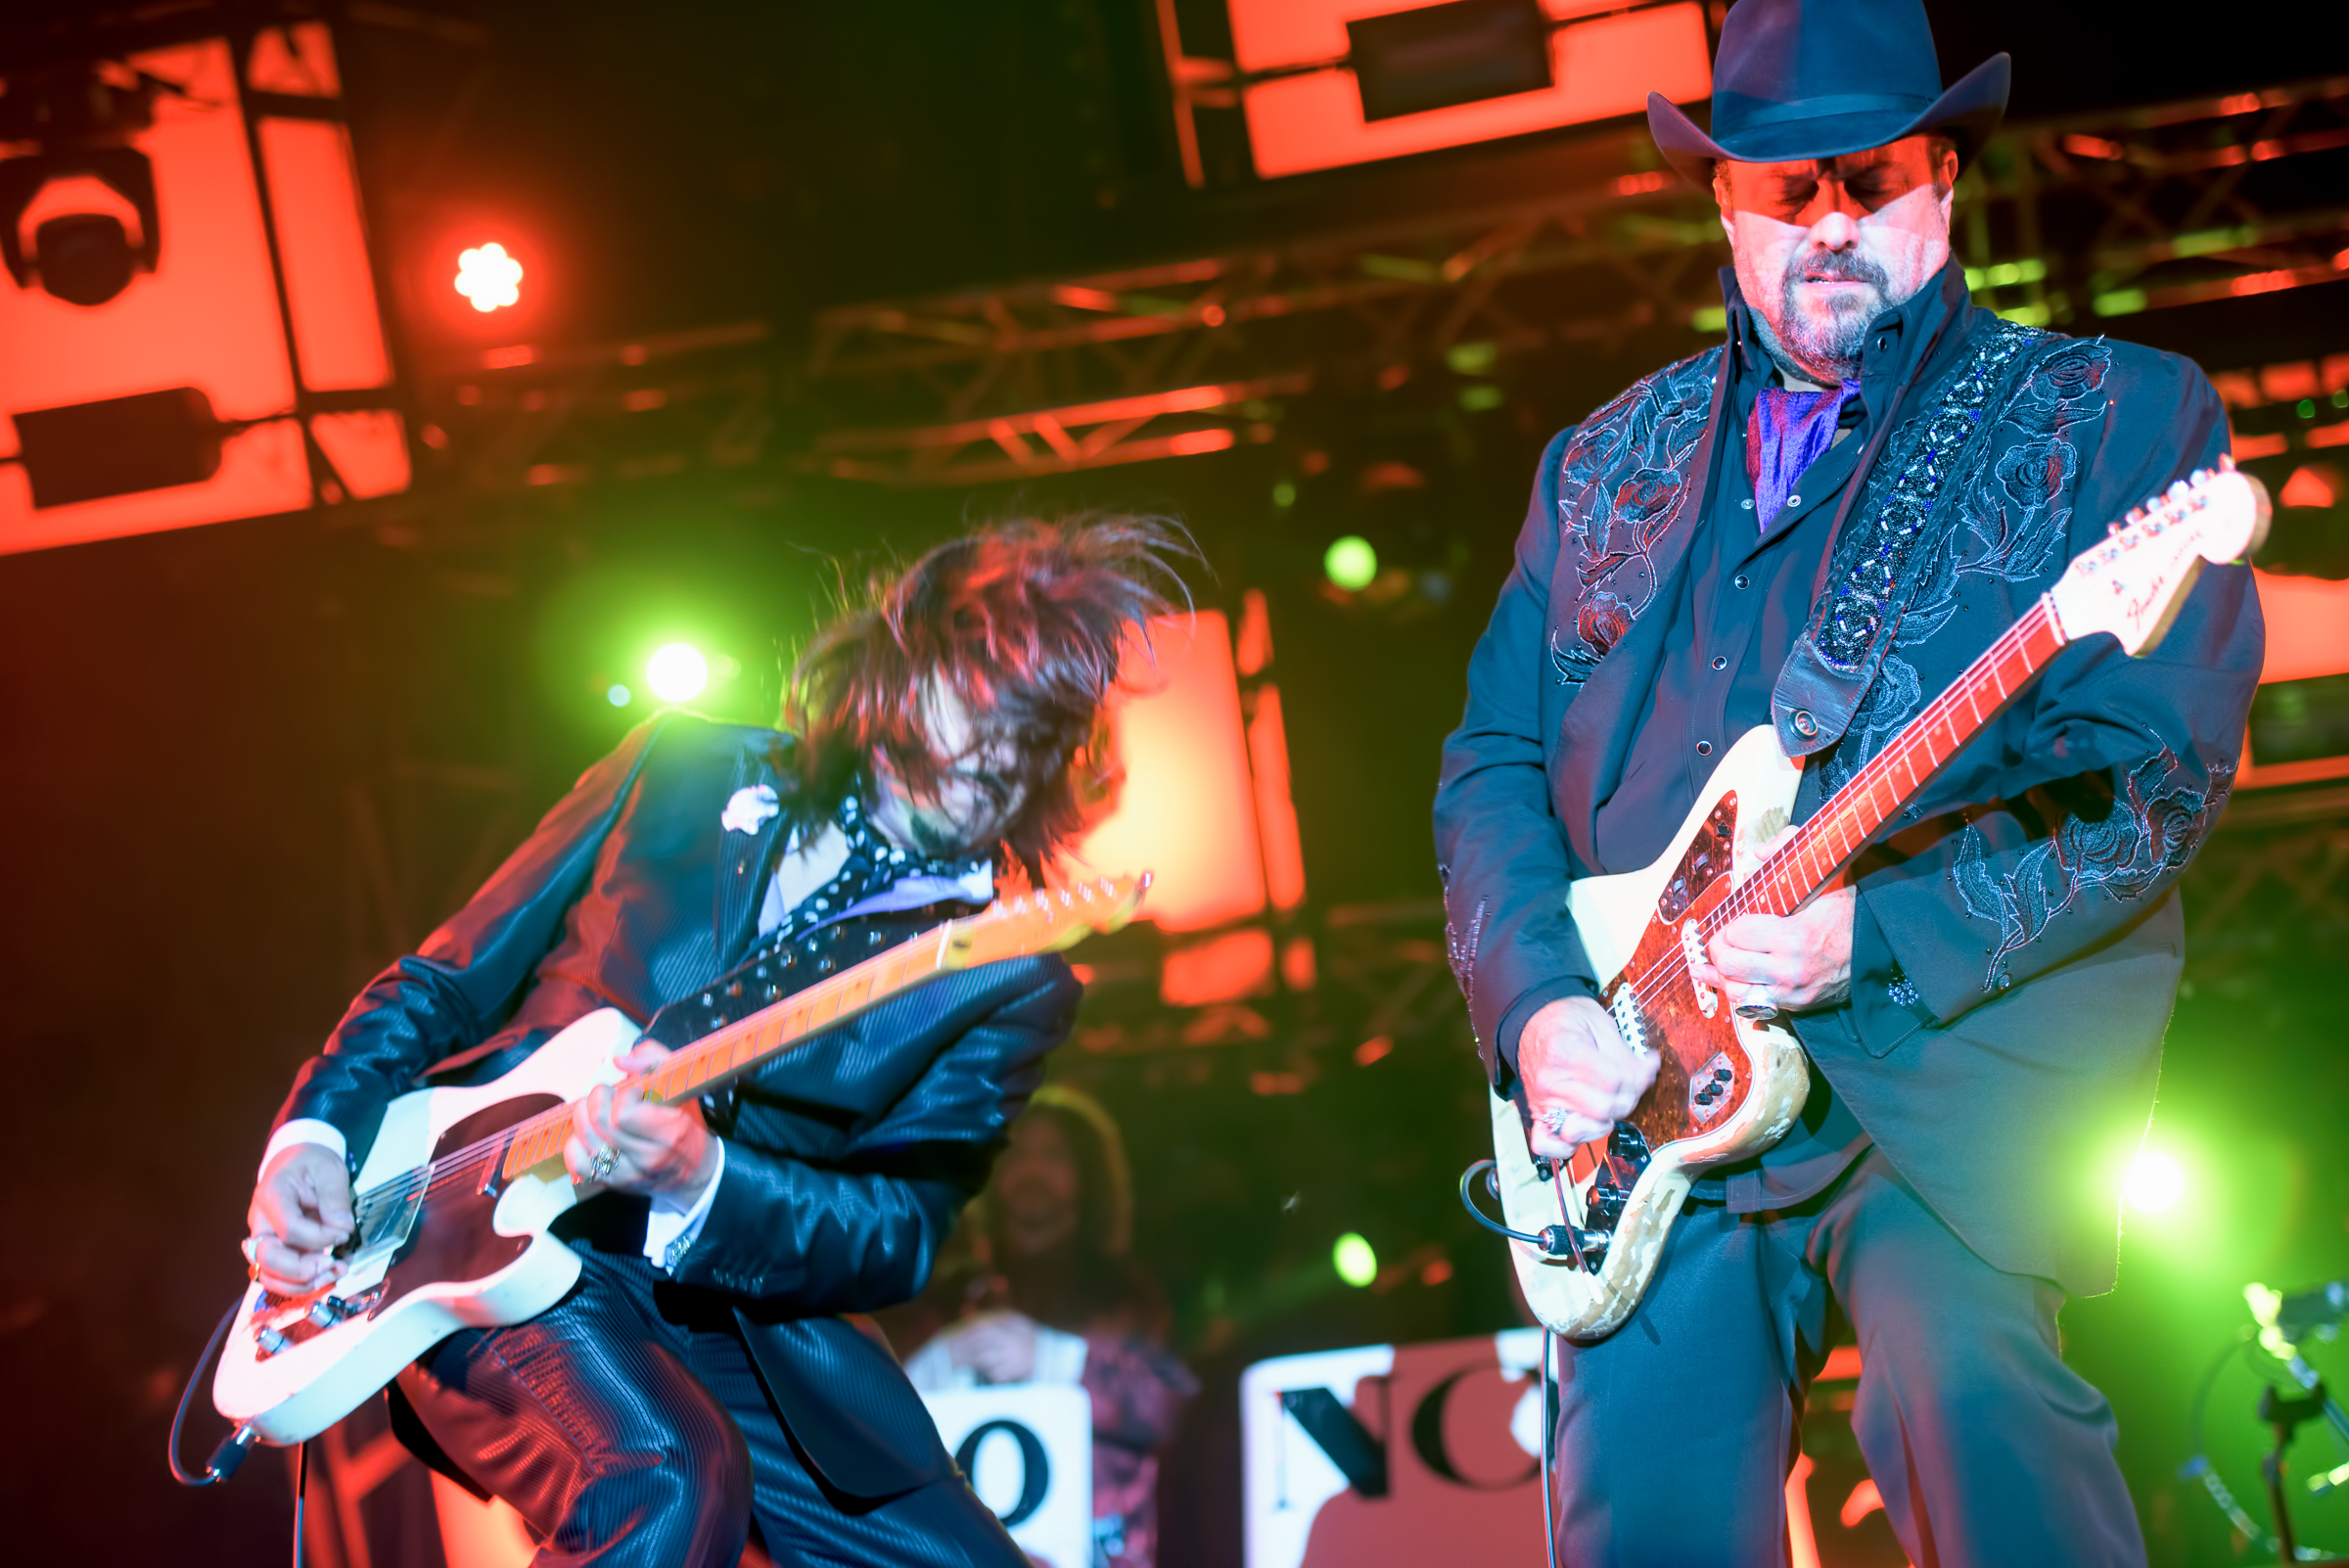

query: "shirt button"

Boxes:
[1696, 740, 1714, 757]
[1733, 574, 1751, 590]
[1711, 656, 1727, 670]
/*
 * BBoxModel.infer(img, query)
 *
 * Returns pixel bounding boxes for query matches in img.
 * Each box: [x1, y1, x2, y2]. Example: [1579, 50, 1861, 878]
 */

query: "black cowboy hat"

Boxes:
[1647, 0, 2009, 184]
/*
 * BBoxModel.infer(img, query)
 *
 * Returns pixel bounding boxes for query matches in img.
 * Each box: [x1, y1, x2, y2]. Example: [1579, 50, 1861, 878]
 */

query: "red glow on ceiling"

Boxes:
[1160, 928, 1276, 1007]
[2279, 464, 2339, 509]
[260, 117, 391, 392]
[0, 30, 403, 554]
[245, 23, 341, 97]
[310, 410, 411, 499]
[1233, 0, 1711, 179]
[2254, 569, 2349, 684]
[1069, 612, 1267, 932]
[1247, 684, 1308, 914]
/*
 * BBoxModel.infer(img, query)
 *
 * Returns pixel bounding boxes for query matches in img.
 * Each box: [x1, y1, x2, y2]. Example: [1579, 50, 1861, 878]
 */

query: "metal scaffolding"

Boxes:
[786, 74, 2349, 484]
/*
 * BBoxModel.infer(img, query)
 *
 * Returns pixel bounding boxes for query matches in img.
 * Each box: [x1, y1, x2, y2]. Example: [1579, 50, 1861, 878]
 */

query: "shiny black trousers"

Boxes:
[396, 1248, 1027, 1568]
[1550, 1148, 2145, 1567]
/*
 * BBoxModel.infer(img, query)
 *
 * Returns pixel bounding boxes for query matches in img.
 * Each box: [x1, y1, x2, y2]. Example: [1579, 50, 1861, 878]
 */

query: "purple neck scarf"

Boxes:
[1745, 379, 1860, 530]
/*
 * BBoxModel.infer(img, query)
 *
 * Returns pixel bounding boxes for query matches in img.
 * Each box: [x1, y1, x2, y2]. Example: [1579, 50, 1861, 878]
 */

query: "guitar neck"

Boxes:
[1715, 597, 2069, 928]
[496, 924, 958, 1181]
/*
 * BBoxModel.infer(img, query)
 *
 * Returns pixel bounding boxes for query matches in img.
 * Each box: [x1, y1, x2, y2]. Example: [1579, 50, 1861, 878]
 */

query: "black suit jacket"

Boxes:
[1435, 278, 2263, 1296]
[275, 713, 1081, 1496]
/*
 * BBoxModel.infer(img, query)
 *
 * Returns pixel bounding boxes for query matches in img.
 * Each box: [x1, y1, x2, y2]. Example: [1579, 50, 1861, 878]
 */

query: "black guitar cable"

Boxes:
[1458, 1158, 1584, 1262]
[1540, 1327, 1560, 1568]
[169, 1296, 314, 1567]
[167, 1299, 259, 1487]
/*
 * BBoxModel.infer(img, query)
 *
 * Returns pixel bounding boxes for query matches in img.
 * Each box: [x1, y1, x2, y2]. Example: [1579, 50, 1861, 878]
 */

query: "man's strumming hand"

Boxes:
[1521, 995, 1658, 1158]
[1692, 884, 1856, 1013]
[249, 1144, 355, 1296]
[564, 1041, 722, 1206]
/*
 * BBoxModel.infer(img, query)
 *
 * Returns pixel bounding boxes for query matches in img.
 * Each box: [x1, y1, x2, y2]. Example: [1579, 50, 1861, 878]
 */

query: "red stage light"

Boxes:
[1228, 0, 1712, 179]
[2254, 569, 2349, 684]
[1071, 611, 1267, 932]
[455, 242, 524, 313]
[0, 26, 404, 554]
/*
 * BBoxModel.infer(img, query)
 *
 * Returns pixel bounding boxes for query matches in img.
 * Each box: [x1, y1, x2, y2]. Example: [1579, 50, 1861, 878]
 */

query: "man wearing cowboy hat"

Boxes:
[1435, 0, 2263, 1559]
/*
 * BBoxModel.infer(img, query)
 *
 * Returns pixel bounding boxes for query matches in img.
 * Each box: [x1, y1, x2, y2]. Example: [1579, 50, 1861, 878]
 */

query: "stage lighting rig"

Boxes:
[0, 60, 172, 307]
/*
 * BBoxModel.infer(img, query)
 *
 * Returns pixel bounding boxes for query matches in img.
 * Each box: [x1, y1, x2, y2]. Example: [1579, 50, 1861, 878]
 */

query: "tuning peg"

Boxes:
[2168, 480, 2190, 500]
[2220, 453, 2237, 472]
[2126, 506, 2146, 524]
[2188, 468, 2208, 484]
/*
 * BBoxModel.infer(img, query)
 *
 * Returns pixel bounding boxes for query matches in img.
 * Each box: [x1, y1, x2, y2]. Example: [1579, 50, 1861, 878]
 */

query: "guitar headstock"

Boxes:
[2047, 456, 2271, 655]
[943, 873, 1153, 969]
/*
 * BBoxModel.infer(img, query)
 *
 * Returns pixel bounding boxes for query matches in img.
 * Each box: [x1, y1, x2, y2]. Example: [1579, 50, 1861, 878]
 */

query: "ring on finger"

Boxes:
[586, 1143, 620, 1182]
[1541, 1108, 1587, 1141]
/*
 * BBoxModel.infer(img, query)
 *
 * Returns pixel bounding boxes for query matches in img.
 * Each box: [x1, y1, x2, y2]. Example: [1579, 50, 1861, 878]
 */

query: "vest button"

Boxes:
[1733, 574, 1751, 590]
[1791, 710, 1819, 738]
[1695, 740, 1713, 757]
[1711, 656, 1727, 671]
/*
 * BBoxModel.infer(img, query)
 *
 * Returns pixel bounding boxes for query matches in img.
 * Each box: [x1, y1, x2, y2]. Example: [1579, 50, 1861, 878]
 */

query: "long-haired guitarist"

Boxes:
[246, 517, 1189, 1566]
[1433, 1, 2263, 1561]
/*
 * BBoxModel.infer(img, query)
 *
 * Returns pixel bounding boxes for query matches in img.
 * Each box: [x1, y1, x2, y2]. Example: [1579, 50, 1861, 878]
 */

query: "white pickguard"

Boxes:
[213, 1009, 643, 1445]
[1491, 725, 1814, 1340]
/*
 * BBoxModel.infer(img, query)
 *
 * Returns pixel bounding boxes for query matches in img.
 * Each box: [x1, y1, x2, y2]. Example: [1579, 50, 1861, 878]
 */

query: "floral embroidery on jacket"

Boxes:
[1952, 748, 2233, 991]
[1818, 333, 2115, 795]
[1549, 348, 1721, 683]
[1445, 895, 1487, 1015]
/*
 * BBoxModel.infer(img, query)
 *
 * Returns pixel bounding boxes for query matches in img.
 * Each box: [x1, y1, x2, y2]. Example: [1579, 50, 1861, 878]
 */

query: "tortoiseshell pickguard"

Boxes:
[1606, 793, 1752, 1152]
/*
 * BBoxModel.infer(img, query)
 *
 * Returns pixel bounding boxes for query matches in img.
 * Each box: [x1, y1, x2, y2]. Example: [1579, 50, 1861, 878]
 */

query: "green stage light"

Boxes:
[607, 683, 631, 707]
[1333, 1232, 1377, 1288]
[2124, 1149, 2185, 1213]
[1324, 535, 1378, 592]
[647, 642, 709, 704]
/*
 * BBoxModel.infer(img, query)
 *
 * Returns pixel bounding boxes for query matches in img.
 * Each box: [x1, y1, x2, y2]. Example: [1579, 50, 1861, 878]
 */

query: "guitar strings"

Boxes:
[345, 932, 946, 1227]
[1613, 607, 2043, 1021]
[1607, 608, 2048, 1026]
[343, 886, 1089, 1227]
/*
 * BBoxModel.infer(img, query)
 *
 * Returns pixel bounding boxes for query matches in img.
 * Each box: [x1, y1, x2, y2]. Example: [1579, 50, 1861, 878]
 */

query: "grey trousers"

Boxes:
[1550, 1148, 2145, 1567]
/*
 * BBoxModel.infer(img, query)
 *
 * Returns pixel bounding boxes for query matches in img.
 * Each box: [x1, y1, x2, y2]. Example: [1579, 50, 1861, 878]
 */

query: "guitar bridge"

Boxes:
[252, 1283, 387, 1358]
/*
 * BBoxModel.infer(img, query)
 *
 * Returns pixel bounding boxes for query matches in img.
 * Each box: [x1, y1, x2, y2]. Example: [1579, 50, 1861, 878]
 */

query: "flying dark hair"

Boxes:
[780, 514, 1197, 875]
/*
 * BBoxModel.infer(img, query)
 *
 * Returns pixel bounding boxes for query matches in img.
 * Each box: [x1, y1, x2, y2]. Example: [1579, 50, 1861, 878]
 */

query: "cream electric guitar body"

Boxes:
[214, 876, 1147, 1449]
[1488, 460, 2270, 1340]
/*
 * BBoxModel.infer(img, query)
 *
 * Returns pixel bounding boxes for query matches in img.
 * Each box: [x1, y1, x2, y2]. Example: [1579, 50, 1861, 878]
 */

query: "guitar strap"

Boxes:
[1769, 316, 2047, 760]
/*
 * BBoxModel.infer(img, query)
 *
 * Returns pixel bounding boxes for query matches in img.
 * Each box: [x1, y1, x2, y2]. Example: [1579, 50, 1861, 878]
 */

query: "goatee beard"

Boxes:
[1770, 250, 1892, 384]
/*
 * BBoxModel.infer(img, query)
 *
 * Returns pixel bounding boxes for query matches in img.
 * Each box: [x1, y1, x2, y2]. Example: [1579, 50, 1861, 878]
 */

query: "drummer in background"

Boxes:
[895, 1086, 1197, 1568]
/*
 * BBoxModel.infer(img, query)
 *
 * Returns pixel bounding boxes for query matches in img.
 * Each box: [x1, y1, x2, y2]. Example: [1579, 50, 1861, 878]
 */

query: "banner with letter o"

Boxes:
[922, 1384, 1093, 1568]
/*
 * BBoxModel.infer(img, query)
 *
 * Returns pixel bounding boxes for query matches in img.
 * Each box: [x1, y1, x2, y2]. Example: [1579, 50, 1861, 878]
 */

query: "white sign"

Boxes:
[923, 1384, 1094, 1568]
[1242, 1329, 1549, 1568]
